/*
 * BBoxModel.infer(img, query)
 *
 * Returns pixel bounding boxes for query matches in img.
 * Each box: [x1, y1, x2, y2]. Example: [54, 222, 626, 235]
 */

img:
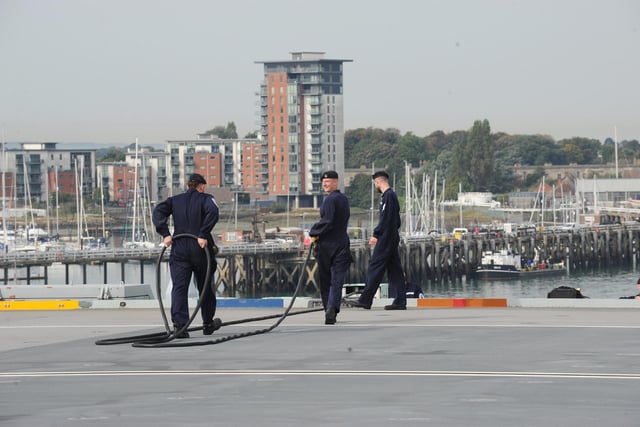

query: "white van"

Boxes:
[452, 228, 468, 240]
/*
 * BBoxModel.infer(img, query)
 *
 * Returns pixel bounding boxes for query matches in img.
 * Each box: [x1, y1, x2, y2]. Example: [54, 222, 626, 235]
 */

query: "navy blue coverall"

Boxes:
[358, 187, 407, 306]
[309, 190, 352, 313]
[152, 189, 219, 327]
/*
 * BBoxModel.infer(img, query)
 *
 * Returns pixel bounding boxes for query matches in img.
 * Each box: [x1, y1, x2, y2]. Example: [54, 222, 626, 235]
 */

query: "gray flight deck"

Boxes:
[2, 306, 640, 426]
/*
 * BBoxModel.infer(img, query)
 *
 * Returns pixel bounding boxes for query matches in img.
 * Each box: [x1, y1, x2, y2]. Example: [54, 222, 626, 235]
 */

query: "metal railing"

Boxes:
[0, 241, 306, 268]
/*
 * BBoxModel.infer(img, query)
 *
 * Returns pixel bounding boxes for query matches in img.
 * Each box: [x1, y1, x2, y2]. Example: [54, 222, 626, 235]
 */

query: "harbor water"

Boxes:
[420, 267, 640, 300]
[4, 262, 640, 301]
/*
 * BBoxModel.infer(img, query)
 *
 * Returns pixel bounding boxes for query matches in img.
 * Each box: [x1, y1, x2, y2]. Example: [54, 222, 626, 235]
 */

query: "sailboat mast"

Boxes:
[99, 166, 106, 238]
[370, 162, 375, 237]
[614, 126, 619, 179]
[55, 166, 59, 237]
[1, 130, 6, 250]
[404, 161, 411, 235]
[80, 156, 87, 238]
[45, 164, 50, 236]
[75, 159, 80, 242]
[132, 138, 139, 243]
[433, 170, 438, 232]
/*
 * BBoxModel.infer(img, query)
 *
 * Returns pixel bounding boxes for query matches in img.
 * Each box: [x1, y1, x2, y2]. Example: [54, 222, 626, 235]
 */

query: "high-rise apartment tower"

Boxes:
[256, 52, 352, 206]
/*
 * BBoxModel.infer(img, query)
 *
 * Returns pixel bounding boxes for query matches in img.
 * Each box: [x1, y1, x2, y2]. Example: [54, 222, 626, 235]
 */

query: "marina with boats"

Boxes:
[4, 153, 640, 298]
[3, 222, 640, 301]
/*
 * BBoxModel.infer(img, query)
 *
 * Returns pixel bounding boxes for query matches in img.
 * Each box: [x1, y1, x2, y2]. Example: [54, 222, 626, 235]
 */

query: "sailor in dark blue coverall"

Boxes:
[309, 170, 352, 325]
[351, 170, 407, 310]
[152, 173, 220, 338]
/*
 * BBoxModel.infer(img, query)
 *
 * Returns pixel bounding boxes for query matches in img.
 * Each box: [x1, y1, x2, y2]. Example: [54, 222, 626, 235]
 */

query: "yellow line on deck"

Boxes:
[0, 300, 80, 311]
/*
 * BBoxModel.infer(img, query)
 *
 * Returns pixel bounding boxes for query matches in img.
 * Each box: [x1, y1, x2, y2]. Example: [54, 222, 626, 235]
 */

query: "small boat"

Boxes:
[471, 249, 566, 280]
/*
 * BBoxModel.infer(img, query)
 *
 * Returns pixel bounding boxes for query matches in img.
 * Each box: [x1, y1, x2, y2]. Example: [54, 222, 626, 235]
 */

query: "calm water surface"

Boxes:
[6, 262, 640, 300]
[420, 267, 640, 300]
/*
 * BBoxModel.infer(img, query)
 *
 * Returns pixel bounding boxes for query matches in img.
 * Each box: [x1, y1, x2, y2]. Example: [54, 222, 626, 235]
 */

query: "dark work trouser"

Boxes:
[359, 236, 406, 306]
[169, 251, 217, 326]
[316, 242, 351, 312]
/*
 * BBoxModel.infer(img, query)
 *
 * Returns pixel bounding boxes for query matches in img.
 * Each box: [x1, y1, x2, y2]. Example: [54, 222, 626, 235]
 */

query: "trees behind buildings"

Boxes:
[344, 120, 640, 209]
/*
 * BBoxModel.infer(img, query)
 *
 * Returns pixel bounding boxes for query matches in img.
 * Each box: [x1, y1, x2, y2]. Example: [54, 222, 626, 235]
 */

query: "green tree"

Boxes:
[466, 119, 495, 190]
[524, 166, 546, 188]
[559, 137, 601, 164]
[344, 127, 400, 168]
[499, 134, 563, 165]
[448, 134, 470, 191]
[345, 173, 374, 209]
[620, 139, 640, 164]
[244, 131, 258, 138]
[601, 143, 615, 164]
[394, 132, 427, 167]
[447, 120, 495, 191]
[204, 121, 238, 139]
[97, 147, 126, 162]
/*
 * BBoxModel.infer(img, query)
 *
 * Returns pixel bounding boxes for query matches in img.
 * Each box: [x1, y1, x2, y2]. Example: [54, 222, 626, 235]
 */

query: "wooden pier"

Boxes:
[2, 225, 640, 297]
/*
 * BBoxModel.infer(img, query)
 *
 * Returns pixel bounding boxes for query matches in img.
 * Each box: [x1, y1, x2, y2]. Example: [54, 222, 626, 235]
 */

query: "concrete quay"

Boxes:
[1, 302, 640, 427]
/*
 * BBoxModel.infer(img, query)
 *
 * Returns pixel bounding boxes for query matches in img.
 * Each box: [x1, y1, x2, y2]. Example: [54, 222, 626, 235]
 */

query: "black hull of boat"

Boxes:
[472, 268, 567, 281]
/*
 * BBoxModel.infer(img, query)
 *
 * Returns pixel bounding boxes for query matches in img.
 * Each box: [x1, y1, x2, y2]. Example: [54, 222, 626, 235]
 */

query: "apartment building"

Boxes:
[166, 136, 260, 196]
[96, 163, 153, 207]
[1, 142, 95, 206]
[256, 52, 352, 207]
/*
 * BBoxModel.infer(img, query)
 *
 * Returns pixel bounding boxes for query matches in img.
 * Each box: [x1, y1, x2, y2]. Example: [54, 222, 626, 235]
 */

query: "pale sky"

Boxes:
[1, 0, 638, 146]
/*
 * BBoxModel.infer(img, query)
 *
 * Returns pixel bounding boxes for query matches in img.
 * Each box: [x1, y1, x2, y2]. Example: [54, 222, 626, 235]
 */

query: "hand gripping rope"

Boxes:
[95, 234, 323, 348]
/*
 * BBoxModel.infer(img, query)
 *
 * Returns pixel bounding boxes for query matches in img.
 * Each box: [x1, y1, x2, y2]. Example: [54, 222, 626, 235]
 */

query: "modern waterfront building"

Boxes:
[166, 135, 260, 197]
[123, 146, 168, 203]
[256, 52, 352, 207]
[1, 143, 95, 206]
[96, 162, 153, 207]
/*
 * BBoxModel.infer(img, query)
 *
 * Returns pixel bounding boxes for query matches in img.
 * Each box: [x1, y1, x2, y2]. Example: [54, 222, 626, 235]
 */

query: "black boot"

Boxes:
[203, 318, 222, 335]
[173, 324, 190, 338]
[325, 307, 337, 325]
